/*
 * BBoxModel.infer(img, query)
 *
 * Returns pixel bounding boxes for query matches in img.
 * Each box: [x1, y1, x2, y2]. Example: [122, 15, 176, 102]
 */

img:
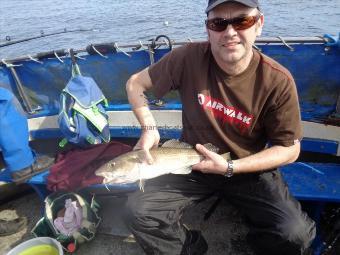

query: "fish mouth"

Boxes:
[95, 170, 103, 176]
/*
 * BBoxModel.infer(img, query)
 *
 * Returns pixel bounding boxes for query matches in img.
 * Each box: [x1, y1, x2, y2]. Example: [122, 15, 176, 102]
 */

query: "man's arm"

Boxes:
[126, 67, 160, 163]
[192, 142, 300, 175]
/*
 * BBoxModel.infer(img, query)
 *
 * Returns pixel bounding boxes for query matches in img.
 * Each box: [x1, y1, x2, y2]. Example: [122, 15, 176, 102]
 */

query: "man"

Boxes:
[124, 0, 316, 254]
[0, 87, 54, 235]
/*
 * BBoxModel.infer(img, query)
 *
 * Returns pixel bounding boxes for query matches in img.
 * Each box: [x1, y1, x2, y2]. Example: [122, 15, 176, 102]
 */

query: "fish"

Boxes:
[95, 139, 231, 190]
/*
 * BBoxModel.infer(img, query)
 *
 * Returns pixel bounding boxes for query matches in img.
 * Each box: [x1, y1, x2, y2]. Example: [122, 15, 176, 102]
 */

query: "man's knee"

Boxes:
[249, 214, 316, 255]
[280, 214, 316, 250]
[123, 192, 159, 229]
[124, 192, 144, 222]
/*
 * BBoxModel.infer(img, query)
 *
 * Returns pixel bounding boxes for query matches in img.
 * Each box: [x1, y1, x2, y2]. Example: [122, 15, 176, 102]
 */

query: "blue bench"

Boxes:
[281, 162, 340, 202]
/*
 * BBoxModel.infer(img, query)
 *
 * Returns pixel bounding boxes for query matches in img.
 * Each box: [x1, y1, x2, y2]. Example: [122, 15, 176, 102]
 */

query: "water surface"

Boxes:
[0, 0, 339, 58]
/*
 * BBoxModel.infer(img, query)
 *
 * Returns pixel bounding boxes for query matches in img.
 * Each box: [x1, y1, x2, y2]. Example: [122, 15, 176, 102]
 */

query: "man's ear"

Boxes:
[206, 13, 212, 40]
[256, 15, 264, 36]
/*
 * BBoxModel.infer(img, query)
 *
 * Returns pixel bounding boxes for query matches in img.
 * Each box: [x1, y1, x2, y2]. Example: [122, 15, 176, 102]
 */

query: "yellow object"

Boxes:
[18, 244, 59, 255]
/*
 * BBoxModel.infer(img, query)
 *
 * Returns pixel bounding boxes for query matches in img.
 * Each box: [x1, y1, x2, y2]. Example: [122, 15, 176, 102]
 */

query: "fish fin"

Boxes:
[220, 152, 231, 160]
[161, 140, 220, 154]
[171, 167, 192, 175]
[139, 178, 145, 192]
[161, 139, 193, 149]
[104, 183, 111, 192]
[202, 143, 219, 153]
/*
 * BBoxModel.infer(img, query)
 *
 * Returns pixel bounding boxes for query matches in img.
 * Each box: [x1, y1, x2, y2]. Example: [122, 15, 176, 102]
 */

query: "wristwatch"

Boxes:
[224, 160, 234, 178]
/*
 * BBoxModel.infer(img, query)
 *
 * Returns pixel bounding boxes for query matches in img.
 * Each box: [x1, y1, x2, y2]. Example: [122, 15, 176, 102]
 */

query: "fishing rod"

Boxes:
[0, 28, 97, 48]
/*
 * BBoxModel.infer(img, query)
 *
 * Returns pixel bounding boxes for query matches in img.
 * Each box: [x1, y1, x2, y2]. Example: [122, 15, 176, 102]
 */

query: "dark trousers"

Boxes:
[124, 170, 316, 255]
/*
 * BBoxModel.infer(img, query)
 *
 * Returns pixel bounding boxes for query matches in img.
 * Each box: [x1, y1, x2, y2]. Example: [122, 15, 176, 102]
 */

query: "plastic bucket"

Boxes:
[6, 237, 63, 255]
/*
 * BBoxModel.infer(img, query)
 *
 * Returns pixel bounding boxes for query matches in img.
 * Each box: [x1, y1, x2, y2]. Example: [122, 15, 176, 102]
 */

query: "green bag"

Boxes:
[32, 192, 101, 252]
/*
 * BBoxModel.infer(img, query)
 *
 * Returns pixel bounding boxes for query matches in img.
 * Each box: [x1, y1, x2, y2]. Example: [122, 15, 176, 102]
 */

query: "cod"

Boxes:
[95, 139, 231, 190]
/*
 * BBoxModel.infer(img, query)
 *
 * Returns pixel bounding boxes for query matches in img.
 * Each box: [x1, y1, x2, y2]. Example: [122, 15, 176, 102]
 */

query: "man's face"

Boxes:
[207, 2, 264, 68]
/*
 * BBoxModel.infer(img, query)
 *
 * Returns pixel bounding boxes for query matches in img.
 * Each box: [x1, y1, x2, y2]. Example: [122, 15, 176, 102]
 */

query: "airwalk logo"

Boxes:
[198, 94, 253, 131]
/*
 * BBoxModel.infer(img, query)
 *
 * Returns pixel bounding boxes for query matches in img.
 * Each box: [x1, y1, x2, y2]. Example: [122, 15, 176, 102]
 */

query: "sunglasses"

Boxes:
[205, 14, 261, 32]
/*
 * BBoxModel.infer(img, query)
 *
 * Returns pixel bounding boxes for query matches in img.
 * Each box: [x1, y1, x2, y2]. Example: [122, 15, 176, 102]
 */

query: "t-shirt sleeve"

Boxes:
[148, 45, 187, 99]
[264, 78, 303, 147]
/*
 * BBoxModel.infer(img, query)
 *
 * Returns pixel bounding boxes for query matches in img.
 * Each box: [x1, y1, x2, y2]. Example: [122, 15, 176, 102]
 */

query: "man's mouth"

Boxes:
[222, 42, 240, 48]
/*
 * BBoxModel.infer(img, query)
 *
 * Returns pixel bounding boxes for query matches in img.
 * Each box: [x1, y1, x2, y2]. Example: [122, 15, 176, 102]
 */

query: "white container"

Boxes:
[6, 237, 63, 255]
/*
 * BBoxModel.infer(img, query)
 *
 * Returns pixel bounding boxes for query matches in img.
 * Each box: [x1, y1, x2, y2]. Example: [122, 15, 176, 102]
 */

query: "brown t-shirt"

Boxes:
[149, 42, 302, 159]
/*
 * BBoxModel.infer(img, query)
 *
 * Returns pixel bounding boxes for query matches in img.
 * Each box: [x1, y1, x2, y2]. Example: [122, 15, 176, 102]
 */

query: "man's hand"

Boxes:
[193, 142, 301, 176]
[134, 129, 160, 164]
[192, 144, 227, 175]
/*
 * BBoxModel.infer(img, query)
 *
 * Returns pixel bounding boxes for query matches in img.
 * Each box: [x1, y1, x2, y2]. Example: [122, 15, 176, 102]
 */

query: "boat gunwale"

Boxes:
[0, 36, 336, 64]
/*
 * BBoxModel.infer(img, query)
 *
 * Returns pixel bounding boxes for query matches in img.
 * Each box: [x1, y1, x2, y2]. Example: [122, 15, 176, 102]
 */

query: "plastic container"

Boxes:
[6, 237, 63, 255]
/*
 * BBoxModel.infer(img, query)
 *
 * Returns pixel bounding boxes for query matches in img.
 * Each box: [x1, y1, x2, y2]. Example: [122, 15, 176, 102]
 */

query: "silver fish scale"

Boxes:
[150, 147, 202, 163]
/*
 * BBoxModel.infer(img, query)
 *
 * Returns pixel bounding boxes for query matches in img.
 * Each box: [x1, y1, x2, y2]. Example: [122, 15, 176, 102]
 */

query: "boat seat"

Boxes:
[280, 162, 340, 202]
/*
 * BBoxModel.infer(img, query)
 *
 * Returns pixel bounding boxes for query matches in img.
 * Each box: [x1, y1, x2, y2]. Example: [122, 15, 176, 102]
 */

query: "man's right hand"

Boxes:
[133, 129, 160, 164]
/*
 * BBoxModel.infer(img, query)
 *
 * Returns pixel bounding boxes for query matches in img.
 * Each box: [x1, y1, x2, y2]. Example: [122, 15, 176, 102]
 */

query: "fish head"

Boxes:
[95, 153, 140, 184]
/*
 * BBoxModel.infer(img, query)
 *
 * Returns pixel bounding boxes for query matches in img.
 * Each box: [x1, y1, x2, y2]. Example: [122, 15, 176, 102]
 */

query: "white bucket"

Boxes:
[6, 237, 63, 255]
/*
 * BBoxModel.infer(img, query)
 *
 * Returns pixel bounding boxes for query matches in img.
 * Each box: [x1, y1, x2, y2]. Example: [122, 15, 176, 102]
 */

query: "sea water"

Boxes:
[0, 0, 339, 58]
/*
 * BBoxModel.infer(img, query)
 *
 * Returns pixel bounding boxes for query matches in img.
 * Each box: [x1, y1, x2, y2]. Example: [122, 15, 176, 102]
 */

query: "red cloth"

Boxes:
[47, 141, 132, 191]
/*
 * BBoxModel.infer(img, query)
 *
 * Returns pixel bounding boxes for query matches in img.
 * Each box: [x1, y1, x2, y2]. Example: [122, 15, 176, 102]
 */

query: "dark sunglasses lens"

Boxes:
[232, 16, 256, 30]
[206, 19, 227, 32]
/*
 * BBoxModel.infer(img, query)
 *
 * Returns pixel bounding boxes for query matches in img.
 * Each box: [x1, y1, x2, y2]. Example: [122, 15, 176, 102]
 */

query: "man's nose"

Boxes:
[222, 24, 238, 37]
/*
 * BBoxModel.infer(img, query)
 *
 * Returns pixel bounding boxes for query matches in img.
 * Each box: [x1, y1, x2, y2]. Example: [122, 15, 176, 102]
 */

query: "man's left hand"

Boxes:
[192, 144, 227, 175]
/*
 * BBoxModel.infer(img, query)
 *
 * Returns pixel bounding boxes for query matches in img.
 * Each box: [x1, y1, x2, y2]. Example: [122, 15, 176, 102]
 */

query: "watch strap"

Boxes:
[224, 160, 234, 178]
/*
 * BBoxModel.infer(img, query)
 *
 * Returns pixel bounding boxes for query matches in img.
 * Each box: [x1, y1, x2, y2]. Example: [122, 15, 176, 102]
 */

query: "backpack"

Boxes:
[58, 54, 110, 147]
